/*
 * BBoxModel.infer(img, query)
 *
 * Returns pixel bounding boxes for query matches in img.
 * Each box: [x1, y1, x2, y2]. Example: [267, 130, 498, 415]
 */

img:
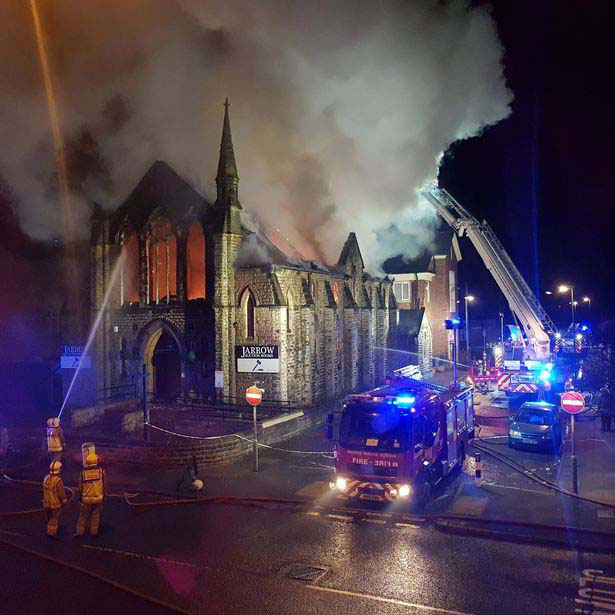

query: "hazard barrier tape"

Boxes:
[145, 422, 334, 457]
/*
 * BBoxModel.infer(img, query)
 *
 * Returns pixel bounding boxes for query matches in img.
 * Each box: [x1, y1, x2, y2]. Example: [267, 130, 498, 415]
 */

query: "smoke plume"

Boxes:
[0, 0, 511, 268]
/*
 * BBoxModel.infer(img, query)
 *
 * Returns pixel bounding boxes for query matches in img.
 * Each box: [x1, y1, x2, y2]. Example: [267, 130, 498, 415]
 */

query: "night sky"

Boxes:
[442, 0, 614, 329]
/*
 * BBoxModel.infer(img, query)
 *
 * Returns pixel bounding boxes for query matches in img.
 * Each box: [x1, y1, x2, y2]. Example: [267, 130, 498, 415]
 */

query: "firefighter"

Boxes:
[75, 453, 105, 537]
[43, 461, 68, 537]
[46, 417, 66, 463]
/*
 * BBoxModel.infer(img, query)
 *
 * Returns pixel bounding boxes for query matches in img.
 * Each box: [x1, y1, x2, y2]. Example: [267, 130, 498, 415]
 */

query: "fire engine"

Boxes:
[326, 375, 474, 508]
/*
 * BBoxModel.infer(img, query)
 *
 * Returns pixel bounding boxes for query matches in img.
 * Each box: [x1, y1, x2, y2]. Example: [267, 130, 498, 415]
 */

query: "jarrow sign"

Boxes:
[235, 345, 280, 374]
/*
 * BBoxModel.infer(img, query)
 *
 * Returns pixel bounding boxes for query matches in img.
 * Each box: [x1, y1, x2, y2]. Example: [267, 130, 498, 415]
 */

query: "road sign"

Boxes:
[561, 391, 585, 414]
[246, 386, 263, 406]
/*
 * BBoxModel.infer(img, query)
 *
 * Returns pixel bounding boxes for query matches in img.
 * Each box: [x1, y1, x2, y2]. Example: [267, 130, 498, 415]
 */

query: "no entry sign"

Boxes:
[246, 386, 263, 406]
[561, 391, 585, 415]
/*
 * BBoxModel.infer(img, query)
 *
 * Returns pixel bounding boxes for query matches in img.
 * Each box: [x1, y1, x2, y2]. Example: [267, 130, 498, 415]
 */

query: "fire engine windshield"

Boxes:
[339, 405, 411, 451]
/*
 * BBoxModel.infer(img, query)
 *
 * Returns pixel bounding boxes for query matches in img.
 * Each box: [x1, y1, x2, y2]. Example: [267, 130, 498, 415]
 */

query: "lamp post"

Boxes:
[558, 285, 575, 330]
[498, 312, 504, 344]
[464, 295, 474, 366]
[581, 296, 592, 347]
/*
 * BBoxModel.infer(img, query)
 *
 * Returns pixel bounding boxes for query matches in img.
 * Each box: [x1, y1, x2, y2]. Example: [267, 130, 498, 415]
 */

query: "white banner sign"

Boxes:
[235, 345, 280, 373]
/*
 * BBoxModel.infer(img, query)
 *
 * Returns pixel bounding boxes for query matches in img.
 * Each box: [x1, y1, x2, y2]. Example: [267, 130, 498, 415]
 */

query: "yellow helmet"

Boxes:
[52, 418, 60, 428]
[47, 418, 53, 427]
[85, 453, 99, 467]
[49, 461, 62, 474]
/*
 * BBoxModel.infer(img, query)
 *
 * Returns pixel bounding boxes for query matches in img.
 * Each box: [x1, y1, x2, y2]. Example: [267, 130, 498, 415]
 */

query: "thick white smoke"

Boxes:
[0, 0, 511, 267]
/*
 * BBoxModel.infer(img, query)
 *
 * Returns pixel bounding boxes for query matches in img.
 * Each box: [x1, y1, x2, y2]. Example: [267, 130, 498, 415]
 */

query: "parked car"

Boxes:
[508, 401, 562, 452]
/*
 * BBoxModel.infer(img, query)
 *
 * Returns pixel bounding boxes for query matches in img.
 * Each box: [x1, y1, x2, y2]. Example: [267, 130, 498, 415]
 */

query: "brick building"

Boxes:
[91, 102, 399, 407]
[382, 231, 461, 371]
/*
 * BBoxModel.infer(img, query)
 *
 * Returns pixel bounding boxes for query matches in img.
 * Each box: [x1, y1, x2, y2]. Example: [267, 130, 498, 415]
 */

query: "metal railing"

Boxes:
[95, 383, 138, 404]
[175, 393, 298, 421]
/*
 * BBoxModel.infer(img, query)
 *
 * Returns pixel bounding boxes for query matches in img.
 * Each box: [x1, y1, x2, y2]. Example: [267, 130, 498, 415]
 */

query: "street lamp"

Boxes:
[558, 285, 575, 330]
[464, 295, 474, 365]
[583, 296, 591, 310]
[498, 312, 504, 344]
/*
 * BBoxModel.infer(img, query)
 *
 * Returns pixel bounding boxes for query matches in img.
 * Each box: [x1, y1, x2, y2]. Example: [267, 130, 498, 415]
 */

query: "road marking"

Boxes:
[576, 568, 615, 613]
[487, 483, 554, 496]
[0, 529, 25, 537]
[82, 544, 203, 569]
[366, 511, 391, 517]
[327, 514, 353, 522]
[363, 518, 386, 525]
[306, 511, 320, 517]
[306, 585, 477, 614]
[395, 522, 420, 528]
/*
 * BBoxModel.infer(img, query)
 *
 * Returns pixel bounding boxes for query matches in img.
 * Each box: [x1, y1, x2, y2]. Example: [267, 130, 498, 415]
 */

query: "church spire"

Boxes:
[215, 98, 240, 207]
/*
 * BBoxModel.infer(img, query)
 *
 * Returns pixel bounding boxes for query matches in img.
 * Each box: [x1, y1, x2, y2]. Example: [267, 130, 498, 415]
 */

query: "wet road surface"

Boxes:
[1, 485, 614, 614]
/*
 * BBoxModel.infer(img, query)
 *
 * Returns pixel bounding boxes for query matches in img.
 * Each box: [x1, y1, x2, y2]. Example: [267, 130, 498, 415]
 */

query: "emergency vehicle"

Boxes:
[326, 376, 474, 508]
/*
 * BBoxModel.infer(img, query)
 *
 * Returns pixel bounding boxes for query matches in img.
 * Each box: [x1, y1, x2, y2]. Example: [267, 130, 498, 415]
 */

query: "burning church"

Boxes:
[91, 101, 400, 406]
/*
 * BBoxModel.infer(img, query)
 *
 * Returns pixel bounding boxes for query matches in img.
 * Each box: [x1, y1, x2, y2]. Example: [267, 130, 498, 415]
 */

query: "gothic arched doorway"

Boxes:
[151, 330, 181, 401]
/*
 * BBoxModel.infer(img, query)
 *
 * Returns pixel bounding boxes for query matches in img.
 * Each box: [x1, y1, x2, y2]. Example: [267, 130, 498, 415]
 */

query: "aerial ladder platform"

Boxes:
[421, 185, 556, 361]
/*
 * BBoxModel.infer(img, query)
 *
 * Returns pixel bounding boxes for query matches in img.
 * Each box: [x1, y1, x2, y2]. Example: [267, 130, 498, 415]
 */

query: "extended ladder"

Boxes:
[421, 185, 556, 360]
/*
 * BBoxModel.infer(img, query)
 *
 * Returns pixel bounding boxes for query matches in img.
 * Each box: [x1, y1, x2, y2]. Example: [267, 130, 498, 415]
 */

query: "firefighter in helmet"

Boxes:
[46, 417, 66, 463]
[75, 453, 105, 537]
[43, 460, 68, 537]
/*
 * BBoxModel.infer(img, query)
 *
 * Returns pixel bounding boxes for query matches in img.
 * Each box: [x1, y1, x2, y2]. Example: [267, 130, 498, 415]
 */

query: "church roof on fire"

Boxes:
[108, 160, 212, 240]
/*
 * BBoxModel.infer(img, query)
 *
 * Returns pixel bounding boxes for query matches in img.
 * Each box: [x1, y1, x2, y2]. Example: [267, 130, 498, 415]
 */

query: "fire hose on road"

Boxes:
[472, 426, 615, 509]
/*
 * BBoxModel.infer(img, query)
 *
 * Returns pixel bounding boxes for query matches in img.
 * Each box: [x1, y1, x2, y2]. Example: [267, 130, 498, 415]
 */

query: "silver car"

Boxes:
[508, 402, 562, 452]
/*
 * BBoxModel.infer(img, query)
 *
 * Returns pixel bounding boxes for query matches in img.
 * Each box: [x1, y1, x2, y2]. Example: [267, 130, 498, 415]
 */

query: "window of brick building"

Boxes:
[148, 217, 177, 303]
[448, 270, 456, 313]
[425, 282, 430, 304]
[286, 291, 294, 332]
[393, 281, 411, 302]
[187, 221, 206, 300]
[240, 289, 256, 338]
[121, 233, 139, 305]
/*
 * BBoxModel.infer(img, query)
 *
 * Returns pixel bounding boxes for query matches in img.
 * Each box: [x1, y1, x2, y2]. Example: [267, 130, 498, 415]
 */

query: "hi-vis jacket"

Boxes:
[79, 467, 106, 504]
[43, 474, 67, 509]
[47, 427, 66, 452]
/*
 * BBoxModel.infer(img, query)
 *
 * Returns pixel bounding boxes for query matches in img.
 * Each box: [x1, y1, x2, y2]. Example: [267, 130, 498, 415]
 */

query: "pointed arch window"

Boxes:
[187, 221, 206, 300]
[246, 294, 255, 338]
[148, 217, 177, 303]
[120, 232, 139, 305]
[240, 289, 256, 338]
[286, 291, 294, 333]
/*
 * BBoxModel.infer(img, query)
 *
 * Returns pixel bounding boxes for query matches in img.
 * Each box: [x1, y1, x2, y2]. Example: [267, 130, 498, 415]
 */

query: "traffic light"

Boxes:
[445, 317, 462, 330]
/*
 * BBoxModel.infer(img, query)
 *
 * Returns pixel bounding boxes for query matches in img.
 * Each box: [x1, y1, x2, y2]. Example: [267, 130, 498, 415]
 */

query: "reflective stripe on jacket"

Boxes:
[81, 467, 105, 504]
[43, 474, 67, 509]
[47, 427, 64, 452]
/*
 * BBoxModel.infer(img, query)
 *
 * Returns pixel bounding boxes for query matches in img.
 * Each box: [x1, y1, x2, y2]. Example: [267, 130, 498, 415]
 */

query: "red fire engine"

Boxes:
[326, 376, 474, 508]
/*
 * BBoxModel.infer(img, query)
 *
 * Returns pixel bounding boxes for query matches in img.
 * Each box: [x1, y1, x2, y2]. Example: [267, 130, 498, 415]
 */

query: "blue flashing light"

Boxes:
[395, 395, 416, 406]
[451, 318, 461, 326]
[539, 369, 551, 382]
[581, 325, 589, 332]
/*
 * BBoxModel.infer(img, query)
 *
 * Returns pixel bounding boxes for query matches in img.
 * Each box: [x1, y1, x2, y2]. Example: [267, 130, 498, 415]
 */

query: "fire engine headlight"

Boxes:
[509, 429, 521, 438]
[398, 484, 412, 498]
[335, 476, 347, 491]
